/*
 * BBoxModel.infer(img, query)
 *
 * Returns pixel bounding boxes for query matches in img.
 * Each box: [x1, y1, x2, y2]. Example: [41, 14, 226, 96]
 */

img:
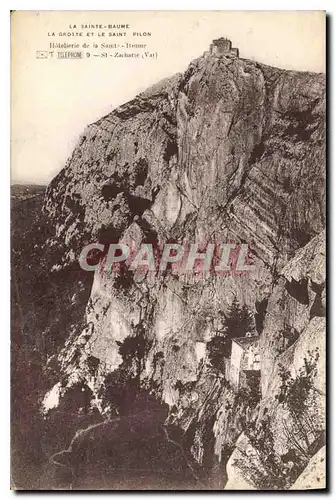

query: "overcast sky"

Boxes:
[11, 10, 325, 185]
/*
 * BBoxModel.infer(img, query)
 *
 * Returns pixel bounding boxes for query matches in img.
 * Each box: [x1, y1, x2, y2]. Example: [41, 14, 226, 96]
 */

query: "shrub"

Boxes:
[235, 349, 323, 489]
[235, 414, 299, 490]
[206, 299, 255, 374]
[276, 348, 323, 459]
[116, 323, 153, 381]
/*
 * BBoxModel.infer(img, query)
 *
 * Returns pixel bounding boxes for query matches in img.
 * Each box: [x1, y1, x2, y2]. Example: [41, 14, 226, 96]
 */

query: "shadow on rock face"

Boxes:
[49, 409, 205, 490]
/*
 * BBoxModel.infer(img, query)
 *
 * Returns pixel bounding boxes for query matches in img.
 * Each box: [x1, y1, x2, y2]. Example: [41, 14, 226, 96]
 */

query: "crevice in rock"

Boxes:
[163, 140, 178, 163]
[248, 141, 265, 166]
[285, 277, 310, 305]
[309, 280, 326, 319]
[255, 298, 268, 334]
[101, 183, 123, 201]
[309, 294, 325, 320]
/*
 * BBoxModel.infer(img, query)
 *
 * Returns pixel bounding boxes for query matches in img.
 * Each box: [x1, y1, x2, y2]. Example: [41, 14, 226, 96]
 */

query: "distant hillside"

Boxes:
[11, 184, 46, 204]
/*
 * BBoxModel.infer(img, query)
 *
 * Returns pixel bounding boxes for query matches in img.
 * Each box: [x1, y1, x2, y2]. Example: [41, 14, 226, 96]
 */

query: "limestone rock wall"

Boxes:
[41, 42, 326, 489]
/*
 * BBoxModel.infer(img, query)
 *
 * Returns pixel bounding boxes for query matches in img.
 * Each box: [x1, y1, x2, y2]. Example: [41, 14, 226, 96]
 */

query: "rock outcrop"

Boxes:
[39, 39, 326, 490]
[290, 446, 326, 490]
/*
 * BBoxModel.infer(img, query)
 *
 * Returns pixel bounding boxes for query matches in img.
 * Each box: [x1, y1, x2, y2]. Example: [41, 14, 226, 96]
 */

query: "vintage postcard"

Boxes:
[11, 10, 326, 490]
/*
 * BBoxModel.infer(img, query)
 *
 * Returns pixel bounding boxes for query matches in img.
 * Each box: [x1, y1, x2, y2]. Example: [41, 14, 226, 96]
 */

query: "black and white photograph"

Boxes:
[10, 10, 326, 491]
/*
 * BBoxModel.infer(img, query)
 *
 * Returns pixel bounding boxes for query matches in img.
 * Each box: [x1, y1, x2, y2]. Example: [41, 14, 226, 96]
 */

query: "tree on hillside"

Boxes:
[225, 298, 255, 339]
[207, 298, 255, 373]
[117, 323, 152, 383]
[97, 323, 154, 416]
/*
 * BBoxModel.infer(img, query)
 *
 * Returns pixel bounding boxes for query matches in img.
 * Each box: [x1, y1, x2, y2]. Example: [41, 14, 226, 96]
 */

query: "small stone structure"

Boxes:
[210, 37, 239, 58]
[230, 47, 239, 58]
[229, 334, 260, 391]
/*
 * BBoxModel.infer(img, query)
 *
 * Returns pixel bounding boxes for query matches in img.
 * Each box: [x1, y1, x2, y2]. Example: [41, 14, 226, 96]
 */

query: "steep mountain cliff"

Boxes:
[12, 39, 326, 490]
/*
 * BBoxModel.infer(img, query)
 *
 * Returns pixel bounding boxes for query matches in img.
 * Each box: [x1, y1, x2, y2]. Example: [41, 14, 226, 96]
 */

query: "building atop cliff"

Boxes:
[229, 334, 260, 391]
[210, 37, 239, 58]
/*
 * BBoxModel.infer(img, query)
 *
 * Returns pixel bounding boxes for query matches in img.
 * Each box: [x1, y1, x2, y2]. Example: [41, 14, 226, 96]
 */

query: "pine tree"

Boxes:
[225, 299, 254, 340]
[206, 299, 255, 373]
[207, 334, 230, 370]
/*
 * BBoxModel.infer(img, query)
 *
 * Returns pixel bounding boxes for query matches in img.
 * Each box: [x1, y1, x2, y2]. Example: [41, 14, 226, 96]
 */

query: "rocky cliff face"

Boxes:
[38, 42, 325, 490]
